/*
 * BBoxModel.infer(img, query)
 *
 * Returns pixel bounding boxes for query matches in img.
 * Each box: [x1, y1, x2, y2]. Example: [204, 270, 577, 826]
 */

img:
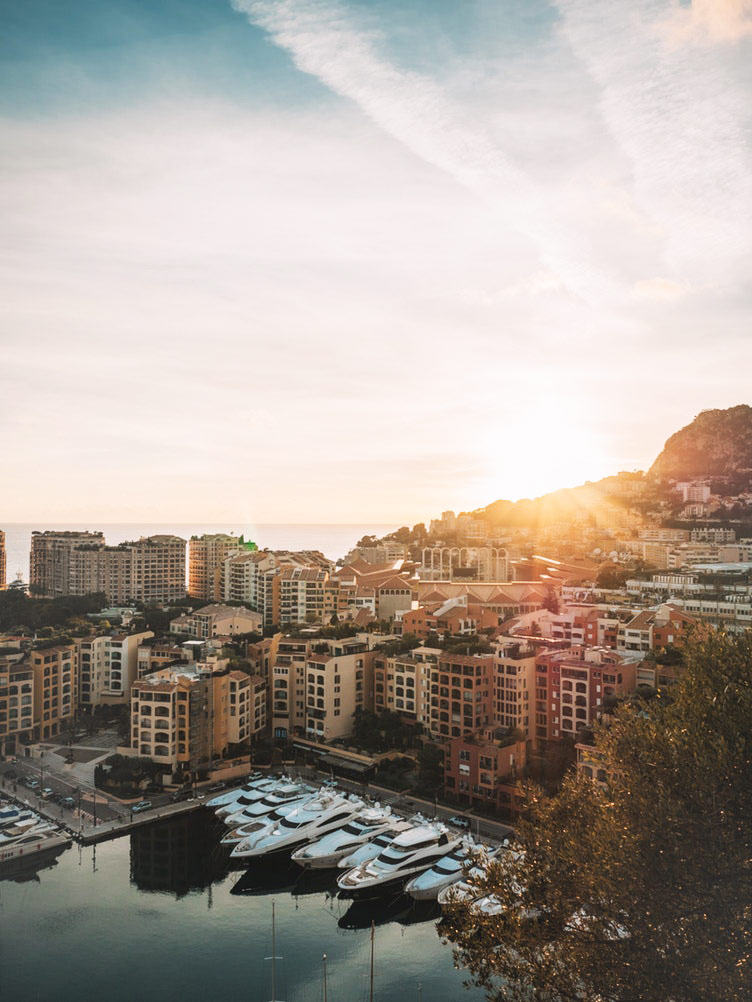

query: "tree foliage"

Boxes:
[0, 591, 106, 632]
[440, 631, 752, 1002]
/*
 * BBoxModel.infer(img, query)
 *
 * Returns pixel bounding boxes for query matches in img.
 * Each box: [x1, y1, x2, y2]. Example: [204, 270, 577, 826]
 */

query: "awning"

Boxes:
[318, 754, 374, 774]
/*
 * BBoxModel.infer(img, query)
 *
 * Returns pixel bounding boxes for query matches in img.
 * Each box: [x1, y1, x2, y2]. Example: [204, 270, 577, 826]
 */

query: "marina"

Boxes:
[0, 806, 485, 1002]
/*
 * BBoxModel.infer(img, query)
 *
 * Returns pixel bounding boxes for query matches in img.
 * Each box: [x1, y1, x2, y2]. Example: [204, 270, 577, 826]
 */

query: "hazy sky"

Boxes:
[2, 0, 751, 524]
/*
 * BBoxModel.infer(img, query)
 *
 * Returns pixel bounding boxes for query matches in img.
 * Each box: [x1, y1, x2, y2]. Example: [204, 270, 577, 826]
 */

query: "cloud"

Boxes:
[664, 0, 752, 43]
[232, 0, 630, 303]
[554, 0, 752, 289]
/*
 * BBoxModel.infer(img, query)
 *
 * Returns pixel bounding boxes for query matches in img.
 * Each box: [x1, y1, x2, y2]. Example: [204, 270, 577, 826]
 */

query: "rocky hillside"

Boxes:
[649, 405, 752, 481]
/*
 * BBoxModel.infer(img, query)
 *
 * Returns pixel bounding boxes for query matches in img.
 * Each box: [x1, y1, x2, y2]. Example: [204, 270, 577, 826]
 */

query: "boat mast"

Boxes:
[370, 921, 375, 1002]
[322, 953, 328, 1002]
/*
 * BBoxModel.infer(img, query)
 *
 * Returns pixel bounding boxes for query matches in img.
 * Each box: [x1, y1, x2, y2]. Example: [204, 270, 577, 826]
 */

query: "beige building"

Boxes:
[373, 646, 437, 725]
[130, 660, 265, 771]
[30, 530, 106, 598]
[169, 604, 262, 639]
[0, 655, 34, 755]
[189, 534, 243, 601]
[77, 630, 154, 708]
[0, 529, 6, 590]
[30, 643, 77, 741]
[493, 638, 537, 741]
[304, 638, 375, 743]
[270, 638, 310, 739]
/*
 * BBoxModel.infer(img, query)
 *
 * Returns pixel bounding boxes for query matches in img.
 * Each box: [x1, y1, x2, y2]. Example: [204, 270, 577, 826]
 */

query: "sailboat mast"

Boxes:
[322, 953, 328, 1002]
[271, 902, 276, 1002]
[370, 921, 375, 1002]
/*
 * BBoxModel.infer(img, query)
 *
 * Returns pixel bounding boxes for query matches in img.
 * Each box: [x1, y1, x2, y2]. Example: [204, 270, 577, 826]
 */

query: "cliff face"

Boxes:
[649, 406, 752, 481]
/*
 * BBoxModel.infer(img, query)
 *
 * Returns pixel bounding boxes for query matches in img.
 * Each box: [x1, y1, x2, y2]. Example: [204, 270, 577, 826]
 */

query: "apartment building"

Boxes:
[373, 646, 437, 724]
[270, 638, 310, 739]
[427, 653, 494, 740]
[444, 727, 526, 815]
[137, 641, 193, 679]
[0, 529, 6, 590]
[77, 630, 154, 708]
[493, 639, 537, 741]
[30, 643, 77, 741]
[616, 603, 698, 655]
[533, 646, 637, 746]
[274, 566, 328, 625]
[304, 639, 375, 743]
[30, 531, 186, 604]
[188, 533, 245, 601]
[0, 656, 34, 755]
[169, 604, 262, 639]
[130, 660, 262, 771]
[30, 530, 106, 598]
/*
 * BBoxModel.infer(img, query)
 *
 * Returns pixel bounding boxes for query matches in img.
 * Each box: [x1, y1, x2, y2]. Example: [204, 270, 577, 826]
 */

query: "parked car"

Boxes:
[62, 797, 76, 809]
[27, 779, 40, 790]
[41, 787, 55, 799]
[170, 789, 194, 803]
[132, 801, 152, 814]
[448, 815, 471, 830]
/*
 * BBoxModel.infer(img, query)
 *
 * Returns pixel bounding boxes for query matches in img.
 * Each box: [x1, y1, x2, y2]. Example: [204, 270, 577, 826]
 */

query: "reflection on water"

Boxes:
[1, 810, 485, 1002]
[129, 811, 230, 897]
[0, 843, 70, 885]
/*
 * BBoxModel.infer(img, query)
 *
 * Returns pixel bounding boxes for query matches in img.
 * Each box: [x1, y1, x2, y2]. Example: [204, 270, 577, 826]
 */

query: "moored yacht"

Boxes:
[205, 772, 268, 809]
[0, 823, 71, 866]
[405, 839, 497, 901]
[214, 777, 293, 819]
[231, 791, 364, 860]
[291, 804, 396, 869]
[338, 823, 461, 897]
[336, 816, 423, 870]
[220, 799, 310, 845]
[222, 782, 315, 827]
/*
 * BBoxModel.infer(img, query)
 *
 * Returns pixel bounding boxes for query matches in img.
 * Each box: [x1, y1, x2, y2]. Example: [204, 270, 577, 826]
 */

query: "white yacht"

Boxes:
[222, 782, 314, 827]
[205, 772, 268, 809]
[291, 805, 396, 869]
[405, 839, 497, 901]
[214, 777, 293, 819]
[220, 799, 309, 845]
[0, 823, 70, 865]
[0, 806, 38, 831]
[231, 791, 364, 860]
[338, 823, 461, 897]
[336, 816, 423, 870]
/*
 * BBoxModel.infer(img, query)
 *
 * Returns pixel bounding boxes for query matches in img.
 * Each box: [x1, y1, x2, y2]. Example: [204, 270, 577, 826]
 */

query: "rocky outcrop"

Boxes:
[649, 405, 752, 481]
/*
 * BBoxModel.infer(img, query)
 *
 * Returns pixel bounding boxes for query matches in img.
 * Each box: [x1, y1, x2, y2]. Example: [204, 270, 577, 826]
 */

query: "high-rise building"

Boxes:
[30, 530, 106, 598]
[0, 652, 34, 755]
[30, 531, 186, 605]
[76, 630, 154, 708]
[188, 533, 248, 601]
[0, 529, 6, 590]
[30, 643, 78, 741]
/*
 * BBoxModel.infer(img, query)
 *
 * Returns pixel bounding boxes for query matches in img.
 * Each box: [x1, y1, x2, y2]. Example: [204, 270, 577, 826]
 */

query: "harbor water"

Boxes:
[0, 810, 485, 1002]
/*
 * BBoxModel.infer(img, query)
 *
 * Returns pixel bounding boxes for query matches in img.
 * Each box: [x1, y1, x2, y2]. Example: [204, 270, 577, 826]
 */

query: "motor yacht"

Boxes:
[291, 804, 396, 869]
[405, 839, 497, 901]
[231, 791, 364, 860]
[220, 798, 311, 845]
[213, 777, 291, 818]
[336, 817, 423, 870]
[0, 806, 38, 831]
[337, 823, 461, 897]
[222, 782, 315, 827]
[0, 824, 71, 866]
[205, 772, 268, 809]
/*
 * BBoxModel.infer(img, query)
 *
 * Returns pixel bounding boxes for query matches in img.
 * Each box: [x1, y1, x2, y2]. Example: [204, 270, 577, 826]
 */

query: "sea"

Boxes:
[1, 524, 400, 585]
[0, 810, 484, 1002]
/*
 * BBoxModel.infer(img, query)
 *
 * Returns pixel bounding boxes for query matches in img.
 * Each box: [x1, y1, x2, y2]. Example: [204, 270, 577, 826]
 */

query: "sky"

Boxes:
[1, 0, 751, 525]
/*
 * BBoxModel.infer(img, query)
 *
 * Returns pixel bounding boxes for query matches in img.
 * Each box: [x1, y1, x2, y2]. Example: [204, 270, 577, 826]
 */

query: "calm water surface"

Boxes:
[0, 812, 484, 1002]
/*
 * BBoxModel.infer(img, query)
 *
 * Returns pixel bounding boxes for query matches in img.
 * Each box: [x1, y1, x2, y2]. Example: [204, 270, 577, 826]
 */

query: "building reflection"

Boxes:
[129, 812, 230, 897]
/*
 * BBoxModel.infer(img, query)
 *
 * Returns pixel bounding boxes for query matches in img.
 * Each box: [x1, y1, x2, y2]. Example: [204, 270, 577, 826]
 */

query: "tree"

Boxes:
[595, 562, 630, 590]
[440, 631, 752, 1002]
[541, 587, 560, 614]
